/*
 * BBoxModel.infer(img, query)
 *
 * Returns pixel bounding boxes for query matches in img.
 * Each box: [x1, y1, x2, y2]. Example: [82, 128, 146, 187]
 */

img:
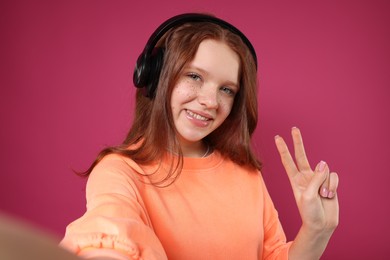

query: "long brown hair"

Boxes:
[80, 21, 260, 186]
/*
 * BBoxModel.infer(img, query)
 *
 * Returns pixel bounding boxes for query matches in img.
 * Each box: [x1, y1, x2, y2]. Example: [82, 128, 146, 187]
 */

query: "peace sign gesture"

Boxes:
[275, 127, 339, 259]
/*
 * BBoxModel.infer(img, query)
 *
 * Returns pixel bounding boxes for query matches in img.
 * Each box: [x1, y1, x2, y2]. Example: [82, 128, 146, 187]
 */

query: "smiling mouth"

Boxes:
[186, 110, 210, 121]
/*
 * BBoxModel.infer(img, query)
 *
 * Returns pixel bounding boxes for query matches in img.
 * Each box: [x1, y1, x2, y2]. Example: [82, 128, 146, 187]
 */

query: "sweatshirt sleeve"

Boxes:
[259, 174, 292, 260]
[59, 155, 167, 260]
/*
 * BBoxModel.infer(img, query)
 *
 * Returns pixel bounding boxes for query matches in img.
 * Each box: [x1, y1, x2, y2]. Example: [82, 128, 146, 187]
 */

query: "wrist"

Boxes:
[289, 225, 335, 260]
[300, 223, 334, 241]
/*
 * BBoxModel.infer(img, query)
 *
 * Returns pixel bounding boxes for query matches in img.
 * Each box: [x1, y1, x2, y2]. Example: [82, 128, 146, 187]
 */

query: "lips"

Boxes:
[185, 109, 211, 121]
[185, 109, 213, 127]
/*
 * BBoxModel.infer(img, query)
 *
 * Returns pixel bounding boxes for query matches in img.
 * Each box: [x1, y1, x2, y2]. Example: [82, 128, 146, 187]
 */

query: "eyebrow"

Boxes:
[185, 65, 239, 89]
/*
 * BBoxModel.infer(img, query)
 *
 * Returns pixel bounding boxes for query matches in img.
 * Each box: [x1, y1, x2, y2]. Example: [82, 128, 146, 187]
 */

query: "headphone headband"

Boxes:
[144, 13, 257, 68]
[133, 13, 257, 98]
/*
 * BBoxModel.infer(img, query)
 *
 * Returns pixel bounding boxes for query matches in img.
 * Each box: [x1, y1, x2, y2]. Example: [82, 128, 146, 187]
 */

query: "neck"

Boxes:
[178, 141, 210, 158]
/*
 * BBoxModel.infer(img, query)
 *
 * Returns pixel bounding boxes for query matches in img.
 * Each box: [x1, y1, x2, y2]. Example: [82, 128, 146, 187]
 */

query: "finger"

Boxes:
[307, 160, 329, 196]
[275, 135, 299, 179]
[317, 162, 330, 198]
[327, 172, 339, 199]
[291, 127, 312, 172]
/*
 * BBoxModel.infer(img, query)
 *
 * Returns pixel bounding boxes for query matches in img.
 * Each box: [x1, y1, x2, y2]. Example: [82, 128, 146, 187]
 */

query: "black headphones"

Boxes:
[133, 13, 257, 98]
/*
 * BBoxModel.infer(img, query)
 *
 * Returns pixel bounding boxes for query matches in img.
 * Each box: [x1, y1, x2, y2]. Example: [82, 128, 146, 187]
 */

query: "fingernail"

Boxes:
[328, 191, 334, 198]
[274, 135, 280, 140]
[318, 161, 326, 172]
[321, 187, 329, 197]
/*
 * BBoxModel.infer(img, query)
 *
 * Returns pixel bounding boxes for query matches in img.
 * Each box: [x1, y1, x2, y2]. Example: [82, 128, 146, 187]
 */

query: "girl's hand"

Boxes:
[275, 127, 339, 233]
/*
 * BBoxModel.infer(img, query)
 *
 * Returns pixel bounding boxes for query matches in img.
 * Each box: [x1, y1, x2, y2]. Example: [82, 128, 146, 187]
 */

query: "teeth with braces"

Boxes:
[186, 110, 209, 121]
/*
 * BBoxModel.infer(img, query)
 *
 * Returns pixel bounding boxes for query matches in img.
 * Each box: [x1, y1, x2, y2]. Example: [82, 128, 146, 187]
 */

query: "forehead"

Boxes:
[189, 39, 240, 84]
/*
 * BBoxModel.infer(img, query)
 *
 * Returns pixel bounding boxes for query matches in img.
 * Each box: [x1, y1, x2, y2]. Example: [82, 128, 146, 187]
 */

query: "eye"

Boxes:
[187, 72, 202, 81]
[220, 86, 236, 96]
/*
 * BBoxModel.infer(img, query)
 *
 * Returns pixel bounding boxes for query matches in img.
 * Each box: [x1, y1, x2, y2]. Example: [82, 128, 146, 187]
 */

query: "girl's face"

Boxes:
[171, 39, 240, 152]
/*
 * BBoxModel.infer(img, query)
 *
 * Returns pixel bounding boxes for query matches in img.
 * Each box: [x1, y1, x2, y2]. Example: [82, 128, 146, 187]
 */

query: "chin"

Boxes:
[178, 133, 208, 144]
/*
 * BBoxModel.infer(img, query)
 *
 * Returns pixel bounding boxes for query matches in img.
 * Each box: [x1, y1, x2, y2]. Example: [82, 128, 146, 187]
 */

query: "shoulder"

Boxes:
[93, 153, 145, 176]
[208, 152, 264, 186]
[86, 153, 146, 199]
[218, 152, 262, 177]
[219, 155, 272, 197]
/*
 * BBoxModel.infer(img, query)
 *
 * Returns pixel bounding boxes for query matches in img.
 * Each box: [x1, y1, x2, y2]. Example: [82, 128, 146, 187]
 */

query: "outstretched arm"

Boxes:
[275, 127, 339, 260]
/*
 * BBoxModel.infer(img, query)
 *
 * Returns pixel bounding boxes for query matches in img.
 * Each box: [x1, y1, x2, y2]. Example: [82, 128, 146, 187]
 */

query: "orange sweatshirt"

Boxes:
[60, 151, 291, 259]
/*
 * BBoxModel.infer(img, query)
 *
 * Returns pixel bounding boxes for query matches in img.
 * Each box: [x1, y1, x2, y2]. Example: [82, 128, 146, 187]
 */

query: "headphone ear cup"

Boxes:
[133, 53, 149, 89]
[145, 47, 165, 98]
[133, 47, 165, 98]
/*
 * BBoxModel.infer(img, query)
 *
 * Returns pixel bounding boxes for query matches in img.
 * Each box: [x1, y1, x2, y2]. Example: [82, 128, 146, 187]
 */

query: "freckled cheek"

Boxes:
[173, 82, 198, 99]
[218, 99, 234, 114]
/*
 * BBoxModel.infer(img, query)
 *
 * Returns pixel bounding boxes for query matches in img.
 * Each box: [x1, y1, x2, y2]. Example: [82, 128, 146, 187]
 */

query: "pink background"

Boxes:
[1, 0, 389, 258]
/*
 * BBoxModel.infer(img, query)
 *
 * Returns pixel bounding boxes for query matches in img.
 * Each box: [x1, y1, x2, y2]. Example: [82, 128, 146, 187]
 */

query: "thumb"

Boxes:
[306, 161, 329, 195]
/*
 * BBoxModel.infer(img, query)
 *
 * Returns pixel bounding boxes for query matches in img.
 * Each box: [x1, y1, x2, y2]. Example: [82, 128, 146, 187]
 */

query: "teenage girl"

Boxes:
[60, 13, 339, 260]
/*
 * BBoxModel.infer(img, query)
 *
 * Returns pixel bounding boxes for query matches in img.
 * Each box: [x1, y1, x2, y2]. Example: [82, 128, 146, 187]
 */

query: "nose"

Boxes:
[197, 85, 219, 109]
